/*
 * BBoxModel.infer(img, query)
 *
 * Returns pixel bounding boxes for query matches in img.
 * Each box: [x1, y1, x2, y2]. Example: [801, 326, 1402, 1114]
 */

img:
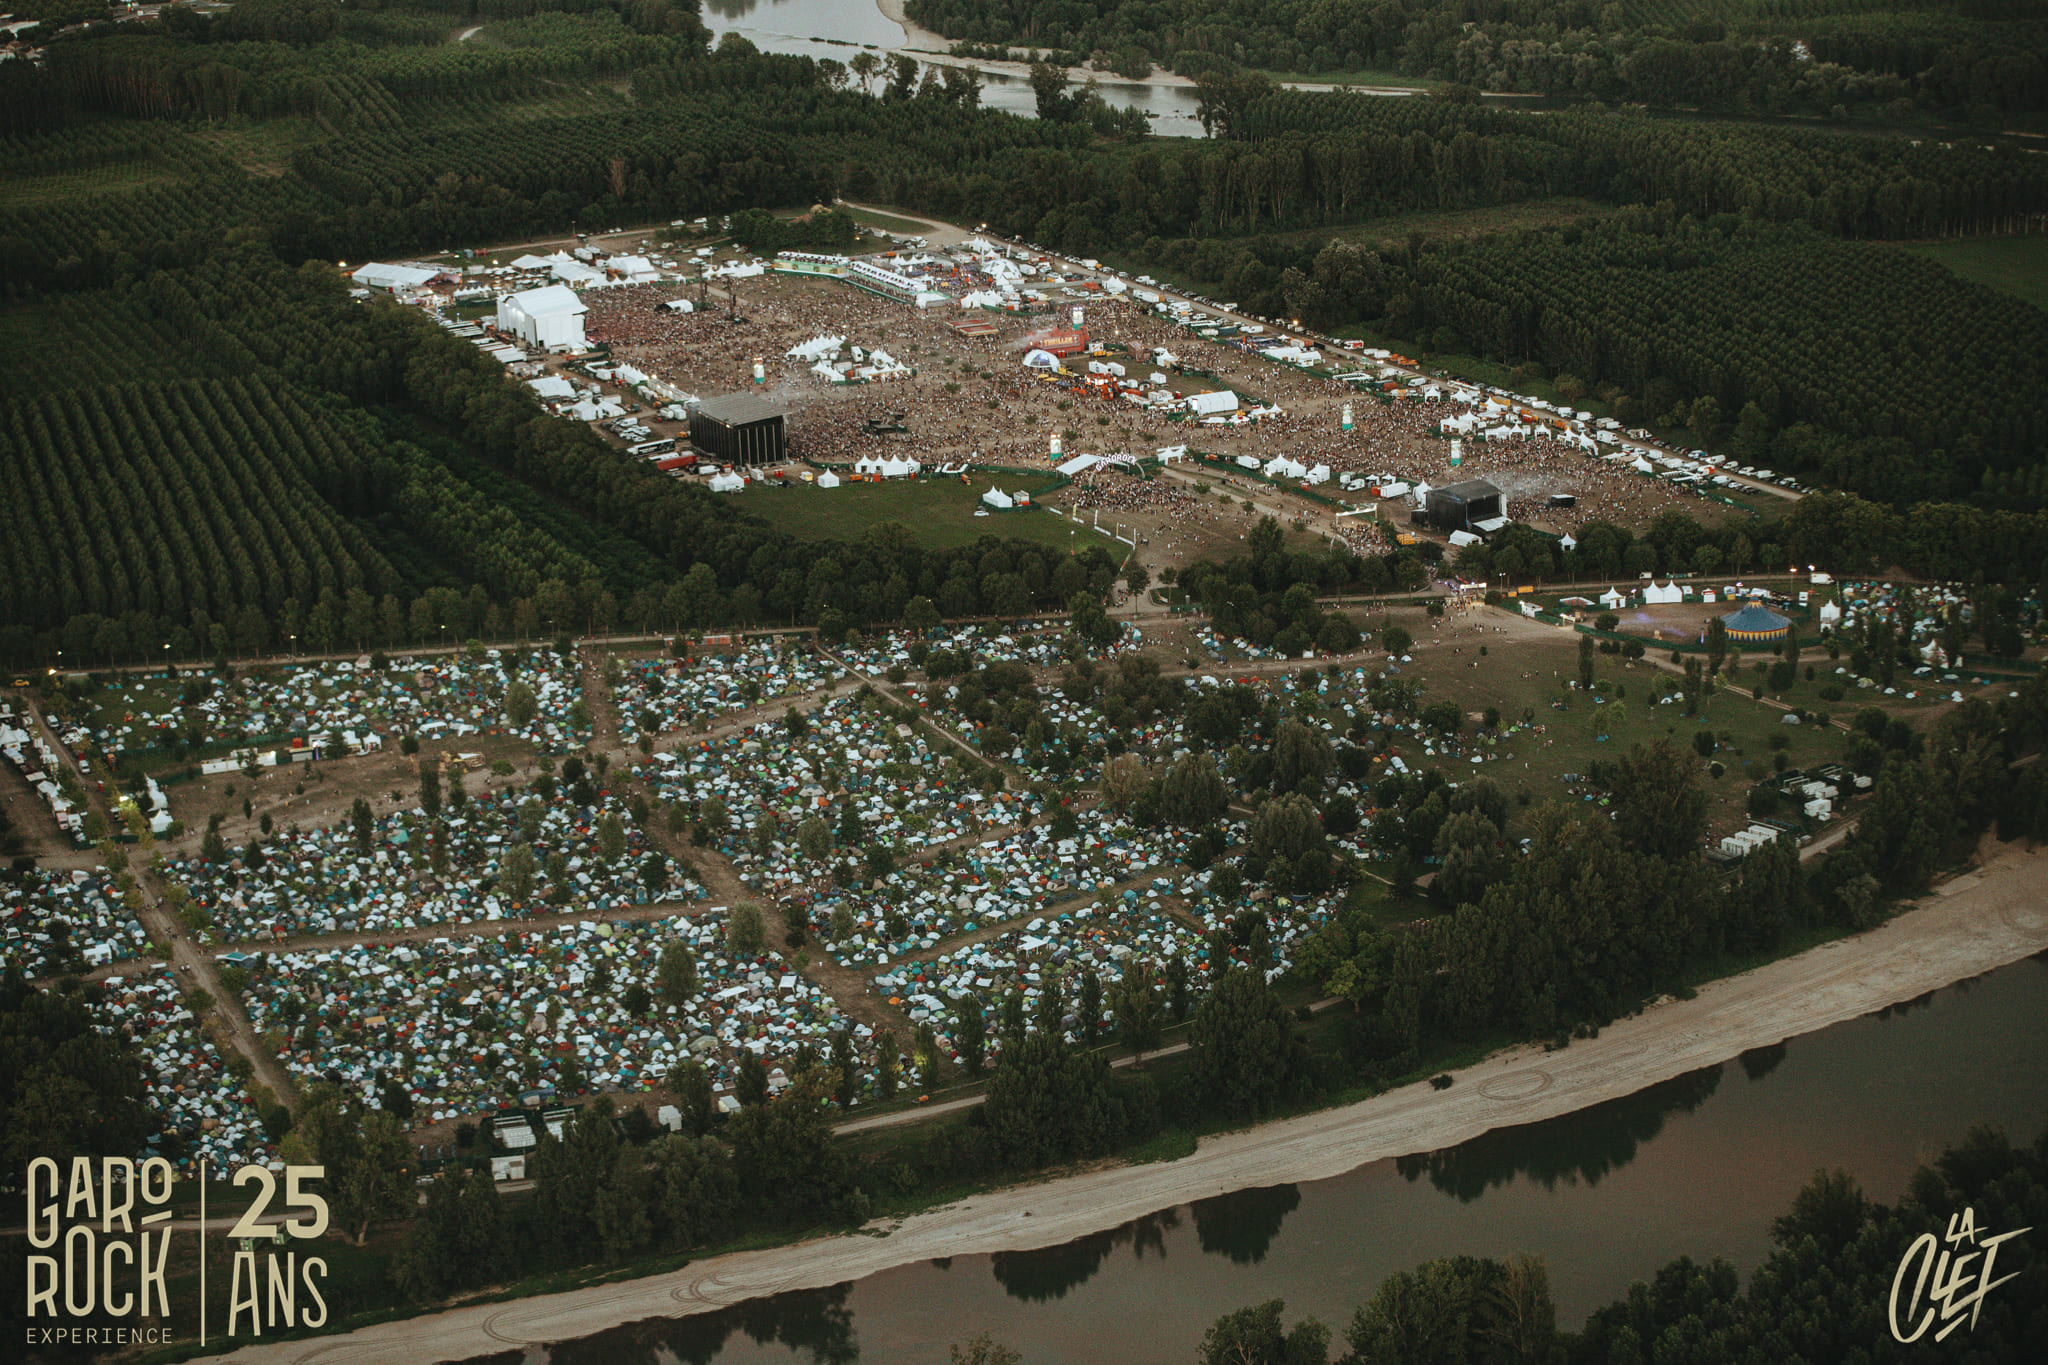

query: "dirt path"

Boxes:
[210, 838, 2047, 1365]
[20, 697, 304, 1116]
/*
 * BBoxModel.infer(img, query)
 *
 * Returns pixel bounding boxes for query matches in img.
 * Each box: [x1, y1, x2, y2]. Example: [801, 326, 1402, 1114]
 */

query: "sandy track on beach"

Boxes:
[212, 840, 2046, 1364]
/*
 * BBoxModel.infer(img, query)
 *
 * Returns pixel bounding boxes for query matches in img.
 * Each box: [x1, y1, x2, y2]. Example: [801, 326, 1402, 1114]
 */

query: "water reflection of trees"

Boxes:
[989, 1209, 1180, 1302]
[1190, 1185, 1301, 1265]
[1737, 1043, 1787, 1081]
[1875, 989, 1938, 1021]
[1396, 1065, 1724, 1202]
[539, 1283, 859, 1365]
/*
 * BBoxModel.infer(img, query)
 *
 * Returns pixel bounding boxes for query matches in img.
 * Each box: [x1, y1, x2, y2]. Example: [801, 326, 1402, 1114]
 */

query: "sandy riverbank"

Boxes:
[210, 837, 2046, 1364]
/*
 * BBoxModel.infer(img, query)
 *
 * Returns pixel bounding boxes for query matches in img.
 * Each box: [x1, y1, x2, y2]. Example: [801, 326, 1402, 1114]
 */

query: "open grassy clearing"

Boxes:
[0, 161, 184, 209]
[843, 205, 942, 236]
[1336, 603, 1854, 839]
[189, 118, 332, 176]
[1254, 67, 1433, 89]
[1322, 196, 1617, 251]
[1899, 235, 2048, 314]
[744, 477, 1101, 553]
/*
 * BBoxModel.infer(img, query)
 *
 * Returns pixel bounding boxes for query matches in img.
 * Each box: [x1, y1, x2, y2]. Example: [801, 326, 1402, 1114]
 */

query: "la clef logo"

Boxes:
[1888, 1206, 2029, 1343]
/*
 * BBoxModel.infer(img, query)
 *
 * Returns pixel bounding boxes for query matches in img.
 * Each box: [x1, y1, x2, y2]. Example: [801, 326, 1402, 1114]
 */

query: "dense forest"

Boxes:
[1, 0, 2045, 664]
[0, 242, 1122, 666]
[907, 0, 2048, 123]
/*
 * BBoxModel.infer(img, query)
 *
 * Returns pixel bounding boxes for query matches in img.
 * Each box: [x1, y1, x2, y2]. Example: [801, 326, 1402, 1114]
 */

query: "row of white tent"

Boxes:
[852, 456, 921, 478]
[1263, 455, 1332, 483]
[1719, 824, 1788, 858]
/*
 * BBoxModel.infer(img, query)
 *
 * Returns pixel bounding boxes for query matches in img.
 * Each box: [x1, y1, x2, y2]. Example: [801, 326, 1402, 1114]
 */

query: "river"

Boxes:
[464, 951, 2048, 1364]
[696, 0, 1215, 135]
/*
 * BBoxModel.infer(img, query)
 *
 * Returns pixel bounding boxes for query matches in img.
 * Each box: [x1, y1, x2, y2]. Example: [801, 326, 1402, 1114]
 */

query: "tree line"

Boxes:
[1187, 1117, 2048, 1363]
[906, 0, 2047, 122]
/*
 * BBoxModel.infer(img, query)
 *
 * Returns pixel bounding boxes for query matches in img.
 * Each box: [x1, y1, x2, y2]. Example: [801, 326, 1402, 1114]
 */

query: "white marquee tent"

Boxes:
[351, 263, 440, 293]
[498, 285, 588, 352]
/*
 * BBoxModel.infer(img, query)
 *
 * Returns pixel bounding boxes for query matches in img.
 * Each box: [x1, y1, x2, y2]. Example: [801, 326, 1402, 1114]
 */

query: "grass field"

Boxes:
[190, 119, 332, 177]
[1901, 235, 2048, 314]
[0, 161, 182, 209]
[1254, 67, 1432, 89]
[745, 477, 1105, 553]
[1347, 604, 1852, 838]
[844, 205, 942, 236]
[1313, 197, 1616, 253]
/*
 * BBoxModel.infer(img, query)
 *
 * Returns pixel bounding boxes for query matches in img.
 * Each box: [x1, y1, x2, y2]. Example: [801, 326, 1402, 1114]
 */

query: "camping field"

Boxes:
[744, 477, 1099, 553]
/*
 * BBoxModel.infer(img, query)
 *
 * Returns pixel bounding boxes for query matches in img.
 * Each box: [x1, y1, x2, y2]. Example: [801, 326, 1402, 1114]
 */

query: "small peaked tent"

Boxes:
[708, 471, 744, 493]
[815, 471, 841, 488]
[1599, 588, 1627, 609]
[1817, 600, 1842, 626]
[1643, 581, 1683, 604]
[982, 487, 1015, 509]
[1721, 603, 1790, 643]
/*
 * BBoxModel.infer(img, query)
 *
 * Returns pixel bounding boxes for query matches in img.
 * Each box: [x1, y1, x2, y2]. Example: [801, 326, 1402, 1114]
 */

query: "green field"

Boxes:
[843, 205, 943, 237]
[0, 161, 183, 209]
[1354, 605, 1852, 837]
[1253, 67, 1432, 89]
[1901, 235, 2048, 315]
[745, 477, 1100, 553]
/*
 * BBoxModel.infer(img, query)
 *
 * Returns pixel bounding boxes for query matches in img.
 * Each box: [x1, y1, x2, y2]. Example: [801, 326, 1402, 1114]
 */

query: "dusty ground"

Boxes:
[160, 735, 541, 860]
[578, 271, 1743, 544]
[0, 747, 70, 860]
[211, 838, 2047, 1365]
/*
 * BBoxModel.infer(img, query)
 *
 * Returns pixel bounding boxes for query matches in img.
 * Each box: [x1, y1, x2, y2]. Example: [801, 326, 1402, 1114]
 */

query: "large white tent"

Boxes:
[497, 285, 588, 352]
[542, 252, 605, 286]
[786, 335, 844, 361]
[351, 262, 440, 293]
